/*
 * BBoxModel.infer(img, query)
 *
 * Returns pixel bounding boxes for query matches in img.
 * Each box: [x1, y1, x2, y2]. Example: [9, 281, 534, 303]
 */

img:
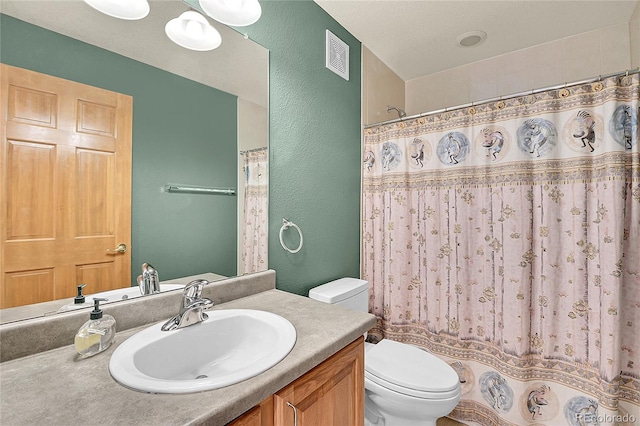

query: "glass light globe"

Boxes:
[82, 0, 150, 20]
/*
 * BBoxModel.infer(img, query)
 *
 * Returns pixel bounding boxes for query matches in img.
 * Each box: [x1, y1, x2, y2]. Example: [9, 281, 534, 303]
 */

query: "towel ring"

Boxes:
[279, 218, 303, 253]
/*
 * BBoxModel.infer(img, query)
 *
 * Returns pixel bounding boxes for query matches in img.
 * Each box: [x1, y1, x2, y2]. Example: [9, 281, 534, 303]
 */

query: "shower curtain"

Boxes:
[240, 147, 268, 274]
[362, 74, 639, 425]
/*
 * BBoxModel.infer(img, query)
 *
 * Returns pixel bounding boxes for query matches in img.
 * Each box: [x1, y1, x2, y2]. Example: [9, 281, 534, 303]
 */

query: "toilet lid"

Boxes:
[365, 340, 460, 397]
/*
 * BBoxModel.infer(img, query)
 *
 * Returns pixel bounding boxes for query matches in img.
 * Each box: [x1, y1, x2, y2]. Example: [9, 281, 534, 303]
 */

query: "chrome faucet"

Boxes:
[161, 279, 213, 331]
[137, 263, 160, 296]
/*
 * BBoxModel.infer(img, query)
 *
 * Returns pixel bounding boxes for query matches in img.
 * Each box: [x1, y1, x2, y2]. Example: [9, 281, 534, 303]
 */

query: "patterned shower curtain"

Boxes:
[362, 74, 639, 426]
[240, 147, 268, 275]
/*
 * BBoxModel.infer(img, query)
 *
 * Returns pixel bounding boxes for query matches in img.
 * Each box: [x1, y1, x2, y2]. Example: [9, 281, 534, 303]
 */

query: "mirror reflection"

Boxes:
[0, 0, 269, 323]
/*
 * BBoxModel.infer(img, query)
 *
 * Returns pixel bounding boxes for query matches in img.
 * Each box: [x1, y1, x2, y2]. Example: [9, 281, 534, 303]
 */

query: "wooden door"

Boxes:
[1, 64, 132, 308]
[274, 338, 365, 426]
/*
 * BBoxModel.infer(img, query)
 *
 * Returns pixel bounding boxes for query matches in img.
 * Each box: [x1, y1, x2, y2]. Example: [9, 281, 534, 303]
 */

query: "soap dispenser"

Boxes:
[74, 283, 87, 305]
[57, 284, 89, 313]
[75, 298, 116, 358]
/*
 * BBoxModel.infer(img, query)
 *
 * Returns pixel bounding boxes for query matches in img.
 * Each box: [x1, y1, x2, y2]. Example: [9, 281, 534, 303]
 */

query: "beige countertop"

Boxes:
[0, 289, 376, 426]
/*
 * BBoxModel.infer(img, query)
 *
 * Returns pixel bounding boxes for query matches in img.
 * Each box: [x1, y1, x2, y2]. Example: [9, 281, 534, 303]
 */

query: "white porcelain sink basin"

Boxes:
[109, 309, 296, 394]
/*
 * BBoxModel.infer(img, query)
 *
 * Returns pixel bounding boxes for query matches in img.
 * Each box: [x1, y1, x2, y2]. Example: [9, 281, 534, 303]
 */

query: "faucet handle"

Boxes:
[161, 280, 213, 331]
[176, 298, 214, 329]
[182, 279, 211, 306]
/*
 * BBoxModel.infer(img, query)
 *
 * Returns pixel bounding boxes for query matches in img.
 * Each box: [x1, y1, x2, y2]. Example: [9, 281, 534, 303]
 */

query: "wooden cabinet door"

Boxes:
[0, 64, 132, 308]
[274, 337, 364, 426]
[228, 396, 274, 426]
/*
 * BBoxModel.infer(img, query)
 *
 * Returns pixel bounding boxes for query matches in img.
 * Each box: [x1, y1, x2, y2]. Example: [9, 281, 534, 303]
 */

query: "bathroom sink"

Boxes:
[109, 309, 297, 394]
[57, 284, 184, 312]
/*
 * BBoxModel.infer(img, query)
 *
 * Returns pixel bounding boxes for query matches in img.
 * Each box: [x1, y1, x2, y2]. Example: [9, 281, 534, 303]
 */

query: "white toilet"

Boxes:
[309, 278, 461, 426]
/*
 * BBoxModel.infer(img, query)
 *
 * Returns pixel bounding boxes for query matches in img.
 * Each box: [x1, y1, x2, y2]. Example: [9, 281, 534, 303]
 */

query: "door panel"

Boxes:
[1, 64, 132, 308]
[75, 149, 115, 237]
[75, 262, 115, 294]
[3, 269, 55, 308]
[76, 99, 117, 137]
[7, 85, 58, 128]
[6, 140, 56, 240]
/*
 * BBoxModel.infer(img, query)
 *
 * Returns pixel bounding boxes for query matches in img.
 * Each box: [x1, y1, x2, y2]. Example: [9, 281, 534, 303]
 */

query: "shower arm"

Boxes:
[387, 105, 407, 119]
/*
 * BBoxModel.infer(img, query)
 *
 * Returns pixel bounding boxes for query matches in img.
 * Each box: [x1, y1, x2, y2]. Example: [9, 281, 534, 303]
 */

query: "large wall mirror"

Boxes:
[0, 0, 269, 323]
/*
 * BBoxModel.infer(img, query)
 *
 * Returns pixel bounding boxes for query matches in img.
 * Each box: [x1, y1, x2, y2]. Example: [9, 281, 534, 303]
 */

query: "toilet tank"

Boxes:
[308, 278, 369, 313]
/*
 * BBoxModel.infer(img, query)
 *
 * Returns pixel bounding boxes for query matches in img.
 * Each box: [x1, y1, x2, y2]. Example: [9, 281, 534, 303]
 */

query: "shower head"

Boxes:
[387, 105, 406, 118]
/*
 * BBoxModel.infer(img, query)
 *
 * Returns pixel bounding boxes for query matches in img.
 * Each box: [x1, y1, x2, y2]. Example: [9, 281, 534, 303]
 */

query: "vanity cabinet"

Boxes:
[228, 337, 364, 426]
[229, 396, 274, 426]
[274, 337, 364, 425]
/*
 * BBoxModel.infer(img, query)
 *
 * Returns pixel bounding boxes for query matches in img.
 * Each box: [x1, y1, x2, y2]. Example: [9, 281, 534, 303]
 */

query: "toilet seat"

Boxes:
[365, 340, 460, 400]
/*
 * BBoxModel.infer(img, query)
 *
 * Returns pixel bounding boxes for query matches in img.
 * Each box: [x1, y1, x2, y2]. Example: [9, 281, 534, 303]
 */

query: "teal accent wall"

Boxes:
[1, 0, 363, 297]
[1, 14, 238, 287]
[247, 1, 362, 295]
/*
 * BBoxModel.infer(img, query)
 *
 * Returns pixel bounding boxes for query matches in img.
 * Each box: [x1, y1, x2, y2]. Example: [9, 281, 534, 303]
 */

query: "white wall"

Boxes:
[362, 46, 405, 125]
[631, 0, 640, 67]
[405, 23, 632, 115]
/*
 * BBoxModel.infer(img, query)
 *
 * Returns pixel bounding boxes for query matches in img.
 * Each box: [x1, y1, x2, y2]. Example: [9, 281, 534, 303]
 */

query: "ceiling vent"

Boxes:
[326, 30, 349, 81]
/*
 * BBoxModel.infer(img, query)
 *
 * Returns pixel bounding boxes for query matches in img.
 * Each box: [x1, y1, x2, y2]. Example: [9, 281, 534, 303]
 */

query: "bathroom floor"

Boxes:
[437, 417, 467, 426]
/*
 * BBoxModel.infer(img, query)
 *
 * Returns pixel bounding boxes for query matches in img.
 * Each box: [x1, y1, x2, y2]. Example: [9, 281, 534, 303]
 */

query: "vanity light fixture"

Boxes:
[199, 0, 262, 27]
[82, 0, 261, 51]
[82, 0, 150, 20]
[165, 10, 222, 51]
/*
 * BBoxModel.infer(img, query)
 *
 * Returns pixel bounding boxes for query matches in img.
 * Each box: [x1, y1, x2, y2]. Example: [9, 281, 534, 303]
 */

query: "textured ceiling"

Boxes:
[314, 0, 638, 81]
[0, 0, 268, 106]
[3, 1, 637, 91]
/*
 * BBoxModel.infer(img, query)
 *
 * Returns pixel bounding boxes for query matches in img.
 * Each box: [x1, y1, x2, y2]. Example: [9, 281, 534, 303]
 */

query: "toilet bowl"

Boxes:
[309, 278, 461, 426]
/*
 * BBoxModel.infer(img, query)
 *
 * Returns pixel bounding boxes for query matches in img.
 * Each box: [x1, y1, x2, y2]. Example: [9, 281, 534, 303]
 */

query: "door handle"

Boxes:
[286, 402, 298, 426]
[106, 243, 127, 254]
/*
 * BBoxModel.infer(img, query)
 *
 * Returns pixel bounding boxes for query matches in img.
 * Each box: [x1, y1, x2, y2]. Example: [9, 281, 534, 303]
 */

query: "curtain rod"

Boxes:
[240, 146, 268, 154]
[364, 67, 640, 129]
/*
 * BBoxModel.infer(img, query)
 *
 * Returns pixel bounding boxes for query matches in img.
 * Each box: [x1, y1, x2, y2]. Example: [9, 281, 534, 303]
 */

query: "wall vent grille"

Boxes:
[325, 30, 349, 81]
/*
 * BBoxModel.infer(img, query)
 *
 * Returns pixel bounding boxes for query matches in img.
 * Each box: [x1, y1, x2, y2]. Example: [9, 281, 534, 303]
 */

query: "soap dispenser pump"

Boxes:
[74, 283, 87, 304]
[74, 298, 116, 358]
